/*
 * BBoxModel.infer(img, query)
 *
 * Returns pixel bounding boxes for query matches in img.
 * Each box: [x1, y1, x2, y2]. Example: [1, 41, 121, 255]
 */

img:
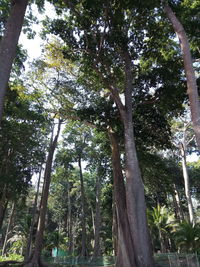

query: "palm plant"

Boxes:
[174, 221, 200, 253]
[147, 205, 176, 252]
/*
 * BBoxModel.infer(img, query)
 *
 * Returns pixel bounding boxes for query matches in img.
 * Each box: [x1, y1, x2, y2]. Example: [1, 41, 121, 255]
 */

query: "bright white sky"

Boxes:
[19, 3, 56, 63]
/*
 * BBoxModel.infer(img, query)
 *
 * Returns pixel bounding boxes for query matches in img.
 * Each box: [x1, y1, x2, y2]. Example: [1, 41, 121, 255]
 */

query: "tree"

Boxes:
[0, 0, 28, 122]
[0, 85, 48, 232]
[163, 1, 200, 151]
[108, 127, 136, 267]
[25, 167, 43, 261]
[147, 205, 175, 253]
[171, 118, 196, 225]
[46, 2, 157, 265]
[61, 122, 93, 258]
[25, 119, 61, 267]
[2, 202, 16, 255]
[174, 221, 200, 253]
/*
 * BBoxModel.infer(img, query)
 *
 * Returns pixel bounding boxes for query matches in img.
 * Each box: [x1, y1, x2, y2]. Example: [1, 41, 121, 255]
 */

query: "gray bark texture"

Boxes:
[164, 4, 200, 151]
[0, 0, 28, 122]
[25, 121, 61, 267]
[2, 202, 16, 255]
[92, 166, 102, 259]
[108, 128, 137, 267]
[114, 51, 155, 267]
[180, 143, 195, 225]
[0, 189, 8, 231]
[172, 184, 184, 222]
[66, 177, 73, 255]
[25, 168, 42, 261]
[78, 156, 87, 258]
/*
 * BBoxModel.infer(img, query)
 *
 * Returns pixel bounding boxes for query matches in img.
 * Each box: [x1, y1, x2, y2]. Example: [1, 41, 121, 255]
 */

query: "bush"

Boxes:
[0, 253, 24, 262]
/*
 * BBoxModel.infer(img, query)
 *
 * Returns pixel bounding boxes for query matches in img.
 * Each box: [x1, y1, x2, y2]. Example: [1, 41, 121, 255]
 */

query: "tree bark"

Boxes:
[0, 186, 8, 231]
[172, 184, 184, 222]
[25, 120, 61, 267]
[163, 3, 200, 151]
[92, 165, 102, 259]
[25, 167, 42, 261]
[78, 155, 87, 258]
[158, 228, 166, 253]
[108, 128, 137, 267]
[180, 142, 195, 225]
[0, 0, 28, 122]
[112, 198, 117, 257]
[67, 177, 73, 255]
[0, 201, 8, 231]
[115, 51, 154, 267]
[2, 202, 16, 256]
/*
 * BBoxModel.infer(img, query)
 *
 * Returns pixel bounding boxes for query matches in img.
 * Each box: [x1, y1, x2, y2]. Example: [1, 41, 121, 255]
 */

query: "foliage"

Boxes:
[147, 205, 176, 252]
[0, 85, 49, 204]
[1, 0, 200, 260]
[174, 221, 200, 253]
[0, 253, 24, 262]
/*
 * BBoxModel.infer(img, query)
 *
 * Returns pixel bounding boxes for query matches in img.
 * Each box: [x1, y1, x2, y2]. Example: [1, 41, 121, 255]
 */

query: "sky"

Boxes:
[18, 2, 199, 164]
[18, 3, 56, 64]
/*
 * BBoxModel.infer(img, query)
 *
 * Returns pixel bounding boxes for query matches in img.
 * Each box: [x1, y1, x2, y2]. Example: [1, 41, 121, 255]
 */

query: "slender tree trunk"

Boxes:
[66, 176, 73, 255]
[25, 167, 42, 261]
[180, 143, 195, 225]
[2, 201, 16, 255]
[0, 201, 8, 231]
[92, 166, 102, 259]
[0, 0, 28, 122]
[117, 51, 154, 267]
[163, 4, 200, 151]
[0, 187, 8, 231]
[25, 120, 61, 267]
[108, 128, 137, 267]
[112, 198, 117, 257]
[91, 206, 95, 238]
[158, 228, 166, 253]
[78, 155, 87, 258]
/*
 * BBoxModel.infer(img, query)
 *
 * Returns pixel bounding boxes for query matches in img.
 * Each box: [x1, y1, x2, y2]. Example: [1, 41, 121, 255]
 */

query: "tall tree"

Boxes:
[47, 2, 156, 265]
[0, 0, 28, 122]
[25, 120, 61, 267]
[163, 1, 200, 150]
[1, 202, 16, 255]
[171, 118, 196, 224]
[108, 127, 137, 267]
[92, 164, 102, 259]
[0, 86, 48, 232]
[25, 167, 43, 261]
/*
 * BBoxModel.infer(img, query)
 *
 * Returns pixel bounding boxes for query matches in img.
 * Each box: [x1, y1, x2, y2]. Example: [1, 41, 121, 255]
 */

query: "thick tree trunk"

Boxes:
[25, 121, 61, 267]
[123, 117, 154, 266]
[180, 143, 195, 225]
[117, 52, 154, 267]
[108, 128, 137, 267]
[2, 202, 16, 255]
[78, 156, 87, 258]
[0, 0, 28, 122]
[164, 4, 200, 151]
[25, 167, 42, 261]
[92, 166, 102, 259]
